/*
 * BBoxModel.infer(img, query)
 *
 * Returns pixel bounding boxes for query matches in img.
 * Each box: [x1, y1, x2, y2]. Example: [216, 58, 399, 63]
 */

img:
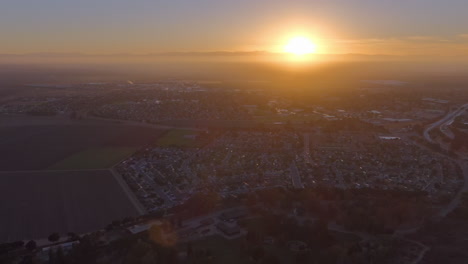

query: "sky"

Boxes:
[1, 0, 468, 55]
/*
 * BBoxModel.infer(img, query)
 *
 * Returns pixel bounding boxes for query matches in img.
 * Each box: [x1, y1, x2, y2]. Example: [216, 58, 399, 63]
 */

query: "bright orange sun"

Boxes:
[284, 36, 317, 55]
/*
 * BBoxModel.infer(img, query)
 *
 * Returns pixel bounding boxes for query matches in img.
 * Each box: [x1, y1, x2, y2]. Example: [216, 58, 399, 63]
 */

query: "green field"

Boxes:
[157, 114, 320, 129]
[49, 147, 137, 170]
[157, 129, 205, 147]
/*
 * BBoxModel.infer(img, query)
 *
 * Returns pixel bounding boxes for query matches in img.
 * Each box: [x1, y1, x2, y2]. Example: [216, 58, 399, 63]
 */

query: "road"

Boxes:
[303, 133, 312, 164]
[403, 238, 430, 264]
[142, 170, 174, 207]
[110, 168, 147, 215]
[396, 138, 468, 235]
[420, 102, 468, 218]
[436, 160, 468, 218]
[440, 120, 455, 139]
[423, 103, 468, 143]
[396, 106, 468, 263]
[290, 162, 304, 189]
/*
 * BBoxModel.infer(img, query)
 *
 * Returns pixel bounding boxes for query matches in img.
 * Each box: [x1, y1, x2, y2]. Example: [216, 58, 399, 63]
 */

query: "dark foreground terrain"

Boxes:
[415, 193, 468, 264]
[0, 170, 139, 242]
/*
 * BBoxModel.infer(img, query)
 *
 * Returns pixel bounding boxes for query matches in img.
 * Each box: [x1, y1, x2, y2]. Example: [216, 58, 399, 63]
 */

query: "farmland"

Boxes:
[0, 119, 165, 171]
[0, 115, 167, 242]
[0, 170, 139, 242]
[49, 147, 137, 170]
[156, 129, 210, 148]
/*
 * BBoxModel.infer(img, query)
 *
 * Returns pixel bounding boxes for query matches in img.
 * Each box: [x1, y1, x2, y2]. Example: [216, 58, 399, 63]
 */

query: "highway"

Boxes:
[418, 102, 468, 218]
[423, 103, 468, 143]
[397, 104, 468, 236]
[436, 160, 468, 218]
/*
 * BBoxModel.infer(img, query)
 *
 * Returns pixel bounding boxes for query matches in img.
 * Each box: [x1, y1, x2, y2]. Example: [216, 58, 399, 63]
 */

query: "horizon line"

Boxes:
[0, 51, 405, 57]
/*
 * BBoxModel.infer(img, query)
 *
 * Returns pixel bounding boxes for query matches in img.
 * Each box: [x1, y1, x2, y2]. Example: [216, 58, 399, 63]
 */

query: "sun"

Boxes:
[284, 36, 317, 55]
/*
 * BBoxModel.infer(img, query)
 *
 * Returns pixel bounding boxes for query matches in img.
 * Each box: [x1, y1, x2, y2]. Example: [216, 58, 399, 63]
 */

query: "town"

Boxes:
[1, 80, 467, 264]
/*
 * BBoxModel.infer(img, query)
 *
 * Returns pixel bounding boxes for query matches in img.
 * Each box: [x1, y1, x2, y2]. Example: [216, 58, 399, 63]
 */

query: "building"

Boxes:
[219, 209, 248, 221]
[216, 222, 241, 236]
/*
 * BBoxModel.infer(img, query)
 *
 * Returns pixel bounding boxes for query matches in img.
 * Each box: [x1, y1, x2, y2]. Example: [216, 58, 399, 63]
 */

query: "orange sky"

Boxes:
[1, 0, 468, 56]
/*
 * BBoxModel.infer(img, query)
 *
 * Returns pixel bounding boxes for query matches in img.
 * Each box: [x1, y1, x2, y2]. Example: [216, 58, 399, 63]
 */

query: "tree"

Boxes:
[261, 255, 280, 264]
[25, 240, 37, 251]
[295, 252, 310, 264]
[48, 249, 55, 264]
[20, 255, 41, 264]
[186, 242, 193, 258]
[67, 232, 79, 241]
[67, 234, 98, 264]
[251, 246, 265, 262]
[246, 230, 259, 244]
[56, 247, 66, 264]
[48, 233, 60, 243]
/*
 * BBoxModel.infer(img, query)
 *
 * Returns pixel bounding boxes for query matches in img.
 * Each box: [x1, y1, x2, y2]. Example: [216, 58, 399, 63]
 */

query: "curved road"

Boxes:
[423, 103, 468, 143]
[422, 102, 468, 217]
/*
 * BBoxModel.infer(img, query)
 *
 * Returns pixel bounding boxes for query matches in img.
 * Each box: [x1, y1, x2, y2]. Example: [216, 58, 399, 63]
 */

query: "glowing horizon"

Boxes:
[1, 0, 468, 57]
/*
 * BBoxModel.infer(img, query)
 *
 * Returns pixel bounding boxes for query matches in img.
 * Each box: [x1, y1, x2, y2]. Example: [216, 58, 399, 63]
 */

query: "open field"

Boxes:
[157, 116, 319, 129]
[156, 129, 207, 147]
[49, 147, 137, 170]
[0, 120, 165, 171]
[158, 119, 263, 129]
[0, 170, 139, 242]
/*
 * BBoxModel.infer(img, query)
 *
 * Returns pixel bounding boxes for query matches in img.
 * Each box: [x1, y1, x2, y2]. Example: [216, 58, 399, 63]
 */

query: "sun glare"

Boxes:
[284, 36, 317, 55]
